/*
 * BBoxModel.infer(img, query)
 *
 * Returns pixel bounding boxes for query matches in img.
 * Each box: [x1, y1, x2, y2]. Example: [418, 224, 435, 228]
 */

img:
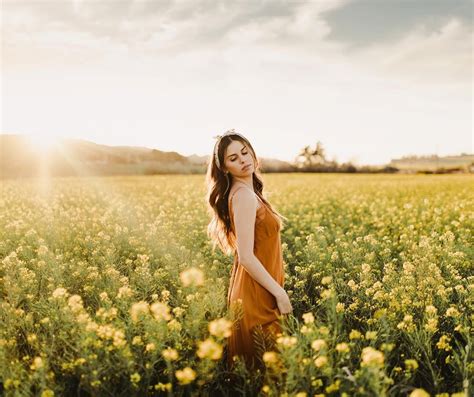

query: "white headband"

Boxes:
[213, 129, 247, 170]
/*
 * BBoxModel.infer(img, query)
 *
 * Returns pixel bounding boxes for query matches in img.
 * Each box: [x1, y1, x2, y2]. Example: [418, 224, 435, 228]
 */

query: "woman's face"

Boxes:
[223, 140, 255, 176]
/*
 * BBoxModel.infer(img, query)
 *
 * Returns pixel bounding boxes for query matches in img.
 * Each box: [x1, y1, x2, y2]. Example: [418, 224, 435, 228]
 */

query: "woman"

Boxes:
[206, 129, 293, 371]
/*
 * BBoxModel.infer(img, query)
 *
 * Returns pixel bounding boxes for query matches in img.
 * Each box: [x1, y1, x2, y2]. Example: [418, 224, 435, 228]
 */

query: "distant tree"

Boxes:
[312, 141, 326, 164]
[295, 141, 327, 169]
[295, 145, 312, 168]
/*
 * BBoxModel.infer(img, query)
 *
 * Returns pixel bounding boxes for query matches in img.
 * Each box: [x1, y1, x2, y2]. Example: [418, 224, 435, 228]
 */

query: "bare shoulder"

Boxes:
[231, 187, 258, 210]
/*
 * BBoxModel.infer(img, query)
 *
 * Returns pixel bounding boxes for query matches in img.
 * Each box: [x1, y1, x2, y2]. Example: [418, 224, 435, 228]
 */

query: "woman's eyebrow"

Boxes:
[227, 145, 247, 159]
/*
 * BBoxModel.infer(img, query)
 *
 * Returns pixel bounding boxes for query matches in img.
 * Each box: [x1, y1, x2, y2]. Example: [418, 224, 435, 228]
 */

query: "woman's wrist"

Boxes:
[273, 286, 286, 298]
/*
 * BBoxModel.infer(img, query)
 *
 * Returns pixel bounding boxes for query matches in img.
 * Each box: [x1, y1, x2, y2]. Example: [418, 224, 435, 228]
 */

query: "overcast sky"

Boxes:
[2, 0, 472, 165]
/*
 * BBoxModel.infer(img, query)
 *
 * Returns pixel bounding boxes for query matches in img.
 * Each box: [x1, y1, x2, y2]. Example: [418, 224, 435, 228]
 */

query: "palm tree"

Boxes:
[295, 141, 327, 169]
[311, 141, 326, 165]
[295, 145, 313, 168]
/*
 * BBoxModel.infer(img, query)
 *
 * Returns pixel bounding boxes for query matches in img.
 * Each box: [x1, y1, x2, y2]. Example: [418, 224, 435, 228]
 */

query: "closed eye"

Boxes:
[231, 151, 248, 161]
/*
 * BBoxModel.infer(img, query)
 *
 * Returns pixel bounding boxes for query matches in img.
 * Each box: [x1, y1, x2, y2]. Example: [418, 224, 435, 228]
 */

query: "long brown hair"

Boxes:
[205, 131, 287, 256]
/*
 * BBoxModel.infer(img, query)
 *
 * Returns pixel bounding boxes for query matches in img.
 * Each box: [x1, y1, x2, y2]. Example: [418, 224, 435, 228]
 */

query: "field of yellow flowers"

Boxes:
[0, 173, 472, 397]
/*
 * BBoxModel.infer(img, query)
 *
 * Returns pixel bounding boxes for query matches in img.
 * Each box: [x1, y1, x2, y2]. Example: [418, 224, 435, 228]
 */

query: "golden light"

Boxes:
[27, 134, 59, 154]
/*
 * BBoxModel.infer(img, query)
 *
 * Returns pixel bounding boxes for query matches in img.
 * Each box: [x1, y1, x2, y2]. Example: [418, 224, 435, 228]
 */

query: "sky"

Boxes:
[1, 0, 473, 165]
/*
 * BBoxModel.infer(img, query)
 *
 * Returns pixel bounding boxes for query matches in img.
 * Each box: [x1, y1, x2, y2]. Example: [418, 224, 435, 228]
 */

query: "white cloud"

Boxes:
[349, 17, 473, 85]
[1, 1, 471, 164]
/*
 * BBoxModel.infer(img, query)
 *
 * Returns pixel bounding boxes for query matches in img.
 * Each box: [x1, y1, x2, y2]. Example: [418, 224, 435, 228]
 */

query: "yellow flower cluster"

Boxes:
[52, 287, 69, 299]
[436, 335, 452, 351]
[175, 367, 196, 385]
[179, 267, 205, 287]
[130, 301, 150, 322]
[302, 312, 315, 324]
[409, 389, 430, 397]
[262, 351, 279, 364]
[361, 347, 384, 367]
[2, 172, 471, 395]
[311, 339, 327, 352]
[208, 317, 233, 338]
[197, 338, 222, 360]
[314, 356, 328, 368]
[150, 302, 172, 321]
[404, 359, 419, 371]
[162, 347, 179, 361]
[276, 335, 297, 348]
[335, 343, 350, 353]
[130, 300, 172, 322]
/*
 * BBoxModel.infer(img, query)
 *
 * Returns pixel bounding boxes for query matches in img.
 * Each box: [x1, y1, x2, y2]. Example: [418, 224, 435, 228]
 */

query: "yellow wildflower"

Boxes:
[311, 339, 327, 351]
[320, 289, 333, 300]
[405, 359, 419, 371]
[117, 286, 133, 298]
[162, 347, 179, 361]
[179, 267, 204, 287]
[436, 335, 451, 351]
[208, 318, 233, 338]
[130, 301, 149, 322]
[276, 335, 297, 348]
[132, 336, 143, 346]
[300, 325, 311, 334]
[175, 367, 196, 385]
[145, 343, 156, 352]
[130, 372, 141, 383]
[336, 343, 350, 353]
[409, 389, 430, 397]
[30, 356, 44, 370]
[197, 338, 222, 360]
[425, 318, 438, 333]
[52, 287, 68, 299]
[321, 276, 332, 285]
[319, 326, 330, 335]
[150, 301, 171, 321]
[154, 382, 172, 391]
[172, 306, 185, 318]
[302, 312, 315, 324]
[446, 307, 460, 318]
[314, 356, 328, 367]
[167, 319, 182, 331]
[325, 380, 341, 393]
[67, 295, 84, 313]
[262, 351, 278, 364]
[361, 347, 384, 367]
[365, 331, 377, 340]
[349, 330, 362, 340]
[347, 279, 358, 291]
[425, 305, 437, 316]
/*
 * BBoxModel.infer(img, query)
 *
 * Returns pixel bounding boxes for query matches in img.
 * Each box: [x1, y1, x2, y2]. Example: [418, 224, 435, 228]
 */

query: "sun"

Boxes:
[27, 134, 59, 154]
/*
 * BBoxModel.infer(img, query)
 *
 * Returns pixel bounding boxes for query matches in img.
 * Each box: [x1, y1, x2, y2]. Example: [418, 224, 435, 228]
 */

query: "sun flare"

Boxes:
[27, 134, 59, 154]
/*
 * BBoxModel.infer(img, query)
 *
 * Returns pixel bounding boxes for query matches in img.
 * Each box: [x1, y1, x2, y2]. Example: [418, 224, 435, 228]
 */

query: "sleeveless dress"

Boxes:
[225, 186, 285, 370]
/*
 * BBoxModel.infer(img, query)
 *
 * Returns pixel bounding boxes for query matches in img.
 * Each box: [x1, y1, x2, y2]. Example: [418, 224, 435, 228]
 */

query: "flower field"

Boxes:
[0, 173, 472, 396]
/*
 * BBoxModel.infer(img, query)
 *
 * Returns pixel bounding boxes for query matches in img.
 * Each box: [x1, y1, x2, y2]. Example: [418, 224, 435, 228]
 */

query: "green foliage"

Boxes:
[0, 174, 472, 396]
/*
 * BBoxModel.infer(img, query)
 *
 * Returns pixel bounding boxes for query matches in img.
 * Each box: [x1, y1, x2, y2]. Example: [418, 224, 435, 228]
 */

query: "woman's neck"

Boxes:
[232, 175, 254, 190]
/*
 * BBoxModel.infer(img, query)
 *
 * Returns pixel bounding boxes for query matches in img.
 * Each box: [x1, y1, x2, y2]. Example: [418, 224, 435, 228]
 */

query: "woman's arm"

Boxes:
[232, 188, 286, 299]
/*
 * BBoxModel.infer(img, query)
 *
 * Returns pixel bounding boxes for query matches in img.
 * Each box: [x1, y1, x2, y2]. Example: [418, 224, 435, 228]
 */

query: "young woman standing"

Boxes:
[206, 129, 293, 370]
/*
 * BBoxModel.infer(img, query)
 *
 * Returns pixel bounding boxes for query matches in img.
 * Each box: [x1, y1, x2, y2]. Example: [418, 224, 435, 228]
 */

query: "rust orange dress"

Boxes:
[226, 186, 285, 370]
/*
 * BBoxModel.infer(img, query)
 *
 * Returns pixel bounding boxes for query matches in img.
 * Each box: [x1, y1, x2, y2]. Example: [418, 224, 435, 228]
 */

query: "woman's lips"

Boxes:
[242, 164, 251, 171]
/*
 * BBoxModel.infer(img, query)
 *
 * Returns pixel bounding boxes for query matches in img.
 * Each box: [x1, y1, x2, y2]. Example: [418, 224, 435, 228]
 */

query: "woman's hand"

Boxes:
[275, 289, 293, 315]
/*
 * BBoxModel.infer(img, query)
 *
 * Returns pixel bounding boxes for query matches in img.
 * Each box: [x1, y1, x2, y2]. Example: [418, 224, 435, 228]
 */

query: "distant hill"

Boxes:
[389, 154, 474, 173]
[1, 134, 472, 178]
[0, 134, 293, 178]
